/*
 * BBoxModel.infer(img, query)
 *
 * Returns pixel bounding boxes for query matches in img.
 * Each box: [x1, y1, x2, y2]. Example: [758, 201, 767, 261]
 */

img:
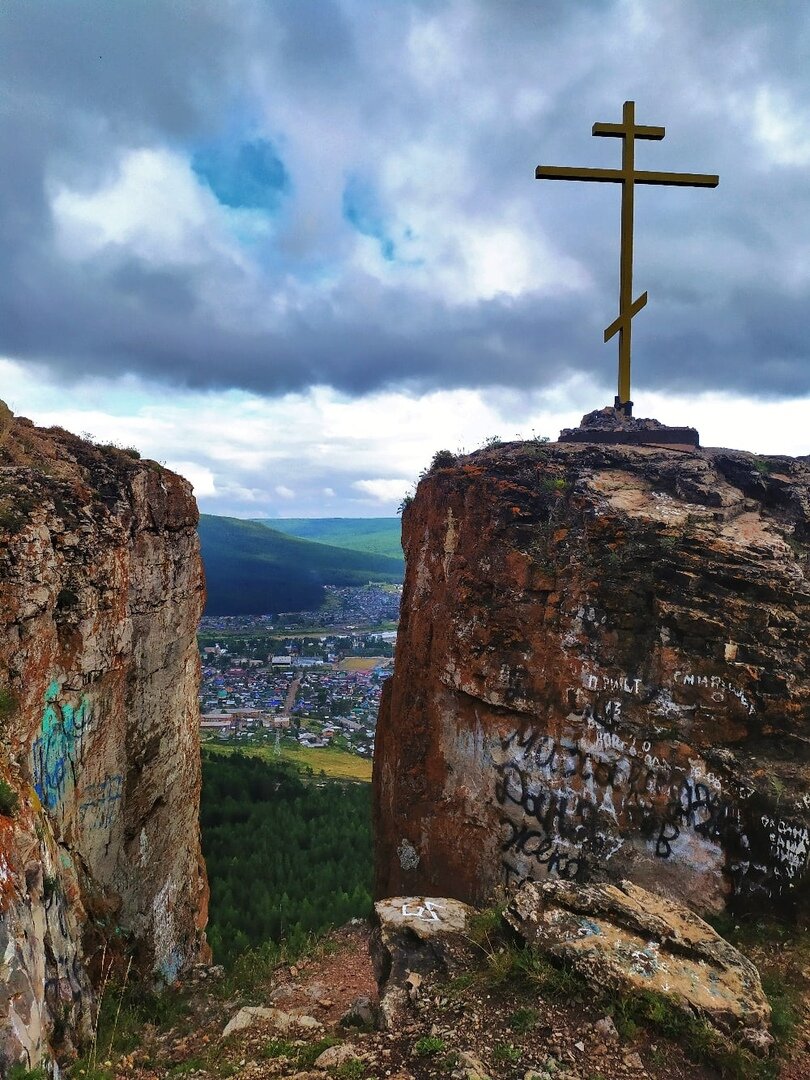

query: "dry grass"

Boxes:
[204, 741, 372, 782]
[338, 657, 391, 672]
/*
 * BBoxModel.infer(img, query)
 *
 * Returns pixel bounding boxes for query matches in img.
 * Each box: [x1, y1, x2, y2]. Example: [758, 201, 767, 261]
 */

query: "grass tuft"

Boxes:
[413, 1036, 447, 1057]
[492, 1042, 521, 1063]
[508, 1006, 539, 1034]
[335, 1060, 365, 1079]
[610, 990, 778, 1080]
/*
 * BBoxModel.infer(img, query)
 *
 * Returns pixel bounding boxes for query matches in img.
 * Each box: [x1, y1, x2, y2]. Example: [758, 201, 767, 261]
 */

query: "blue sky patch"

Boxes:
[342, 174, 397, 261]
[193, 138, 290, 211]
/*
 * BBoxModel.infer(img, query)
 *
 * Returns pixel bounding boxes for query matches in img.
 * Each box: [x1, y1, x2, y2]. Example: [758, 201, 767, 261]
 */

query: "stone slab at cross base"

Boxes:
[370, 897, 476, 1028]
[504, 878, 772, 1053]
[559, 405, 699, 448]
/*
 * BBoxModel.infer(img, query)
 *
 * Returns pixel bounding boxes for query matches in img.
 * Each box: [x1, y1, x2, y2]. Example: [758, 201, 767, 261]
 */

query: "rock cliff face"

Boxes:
[0, 409, 208, 1071]
[374, 439, 810, 920]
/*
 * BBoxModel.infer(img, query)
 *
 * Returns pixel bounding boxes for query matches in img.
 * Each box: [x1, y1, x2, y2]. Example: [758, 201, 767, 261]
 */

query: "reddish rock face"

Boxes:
[373, 441, 810, 920]
[0, 414, 208, 1069]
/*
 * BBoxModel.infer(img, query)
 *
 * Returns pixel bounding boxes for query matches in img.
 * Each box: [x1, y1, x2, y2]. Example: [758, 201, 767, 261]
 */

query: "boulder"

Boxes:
[313, 1043, 367, 1069]
[221, 1005, 322, 1038]
[458, 1049, 491, 1079]
[370, 896, 476, 1027]
[340, 994, 378, 1028]
[505, 879, 771, 1046]
[222, 1006, 282, 1037]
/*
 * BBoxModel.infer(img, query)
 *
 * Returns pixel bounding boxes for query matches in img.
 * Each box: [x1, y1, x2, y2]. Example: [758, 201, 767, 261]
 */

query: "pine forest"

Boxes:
[200, 749, 374, 965]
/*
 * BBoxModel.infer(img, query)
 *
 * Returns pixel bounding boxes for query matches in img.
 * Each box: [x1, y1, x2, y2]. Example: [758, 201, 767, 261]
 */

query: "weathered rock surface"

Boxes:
[505, 878, 771, 1046]
[370, 896, 475, 1027]
[313, 1043, 368, 1069]
[0, 411, 208, 1071]
[222, 1005, 323, 1038]
[374, 439, 810, 918]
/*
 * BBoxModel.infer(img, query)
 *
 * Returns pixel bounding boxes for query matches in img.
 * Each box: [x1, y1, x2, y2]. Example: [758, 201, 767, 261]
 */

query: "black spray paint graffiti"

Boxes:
[499, 817, 581, 881]
[654, 778, 742, 857]
[494, 723, 809, 904]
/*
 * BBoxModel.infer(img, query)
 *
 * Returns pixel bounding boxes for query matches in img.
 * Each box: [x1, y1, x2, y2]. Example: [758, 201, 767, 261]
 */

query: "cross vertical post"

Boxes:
[536, 101, 718, 414]
[618, 100, 639, 405]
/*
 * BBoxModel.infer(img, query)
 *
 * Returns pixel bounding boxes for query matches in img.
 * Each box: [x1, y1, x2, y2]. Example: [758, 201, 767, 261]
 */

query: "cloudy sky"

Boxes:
[2, 0, 810, 517]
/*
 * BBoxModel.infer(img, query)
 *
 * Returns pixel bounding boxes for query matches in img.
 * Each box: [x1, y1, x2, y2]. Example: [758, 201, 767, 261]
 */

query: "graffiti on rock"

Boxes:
[31, 682, 92, 810]
[672, 670, 754, 714]
[401, 900, 441, 921]
[397, 838, 420, 871]
[492, 703, 809, 903]
[79, 774, 123, 830]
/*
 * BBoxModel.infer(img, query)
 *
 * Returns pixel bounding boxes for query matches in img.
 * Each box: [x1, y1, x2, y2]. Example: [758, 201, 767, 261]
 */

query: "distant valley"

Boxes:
[198, 515, 403, 615]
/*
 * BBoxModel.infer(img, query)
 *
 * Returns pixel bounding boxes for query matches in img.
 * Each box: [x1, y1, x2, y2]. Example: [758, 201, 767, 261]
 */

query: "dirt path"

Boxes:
[284, 674, 301, 714]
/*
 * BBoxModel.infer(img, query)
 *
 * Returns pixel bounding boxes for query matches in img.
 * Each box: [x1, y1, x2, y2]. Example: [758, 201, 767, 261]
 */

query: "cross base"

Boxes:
[558, 405, 700, 450]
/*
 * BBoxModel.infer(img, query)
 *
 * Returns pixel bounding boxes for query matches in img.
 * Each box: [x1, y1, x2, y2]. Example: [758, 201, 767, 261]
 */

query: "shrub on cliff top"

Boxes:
[429, 449, 457, 471]
[0, 399, 13, 447]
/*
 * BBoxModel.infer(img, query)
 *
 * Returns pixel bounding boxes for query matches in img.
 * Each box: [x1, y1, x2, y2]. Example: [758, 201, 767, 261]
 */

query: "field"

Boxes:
[202, 738, 373, 782]
[197, 621, 398, 645]
[338, 655, 390, 672]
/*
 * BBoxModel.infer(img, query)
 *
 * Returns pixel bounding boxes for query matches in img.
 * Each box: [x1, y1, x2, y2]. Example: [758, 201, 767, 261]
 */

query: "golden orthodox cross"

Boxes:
[536, 101, 718, 412]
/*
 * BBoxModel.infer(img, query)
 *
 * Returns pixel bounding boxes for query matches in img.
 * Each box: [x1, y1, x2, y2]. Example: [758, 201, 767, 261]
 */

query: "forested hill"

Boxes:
[256, 517, 403, 562]
[198, 514, 404, 615]
[200, 750, 372, 965]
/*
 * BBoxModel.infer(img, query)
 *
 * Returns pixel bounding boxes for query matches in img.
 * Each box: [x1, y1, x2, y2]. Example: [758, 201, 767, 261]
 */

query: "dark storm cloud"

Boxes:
[2, 0, 810, 400]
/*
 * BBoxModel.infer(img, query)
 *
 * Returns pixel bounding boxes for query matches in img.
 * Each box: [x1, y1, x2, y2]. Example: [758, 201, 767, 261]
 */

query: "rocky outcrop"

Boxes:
[0, 410, 208, 1071]
[505, 879, 771, 1050]
[370, 896, 475, 1028]
[374, 438, 810, 919]
[372, 888, 772, 1056]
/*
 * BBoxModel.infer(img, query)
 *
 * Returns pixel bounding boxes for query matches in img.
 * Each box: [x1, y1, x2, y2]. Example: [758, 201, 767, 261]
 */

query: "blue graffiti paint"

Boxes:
[31, 681, 92, 809]
[79, 774, 123, 829]
[159, 949, 182, 984]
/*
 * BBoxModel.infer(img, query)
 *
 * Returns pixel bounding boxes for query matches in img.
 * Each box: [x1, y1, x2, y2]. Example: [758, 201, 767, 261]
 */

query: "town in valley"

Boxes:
[198, 584, 400, 760]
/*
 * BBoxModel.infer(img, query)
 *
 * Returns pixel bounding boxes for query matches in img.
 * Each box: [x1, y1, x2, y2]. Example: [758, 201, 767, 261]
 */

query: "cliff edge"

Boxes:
[0, 406, 208, 1071]
[374, 437, 810, 919]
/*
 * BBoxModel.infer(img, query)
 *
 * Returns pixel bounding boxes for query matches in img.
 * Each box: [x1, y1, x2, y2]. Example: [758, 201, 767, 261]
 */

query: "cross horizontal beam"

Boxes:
[593, 122, 665, 140]
[535, 165, 719, 187]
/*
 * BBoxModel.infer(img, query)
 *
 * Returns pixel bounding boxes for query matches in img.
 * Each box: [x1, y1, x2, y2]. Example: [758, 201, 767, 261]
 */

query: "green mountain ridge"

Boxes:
[255, 517, 403, 561]
[198, 514, 403, 615]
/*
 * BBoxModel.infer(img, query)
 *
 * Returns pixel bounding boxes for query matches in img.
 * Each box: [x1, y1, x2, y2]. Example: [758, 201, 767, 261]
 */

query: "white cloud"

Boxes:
[353, 479, 414, 503]
[4, 354, 810, 520]
[752, 86, 810, 167]
[166, 460, 216, 496]
[51, 148, 230, 267]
